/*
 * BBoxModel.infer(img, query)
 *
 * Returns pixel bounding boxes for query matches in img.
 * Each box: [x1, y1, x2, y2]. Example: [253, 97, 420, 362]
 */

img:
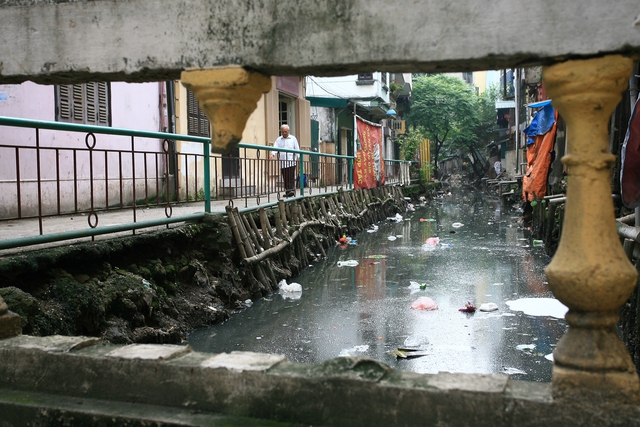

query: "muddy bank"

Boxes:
[0, 187, 417, 344]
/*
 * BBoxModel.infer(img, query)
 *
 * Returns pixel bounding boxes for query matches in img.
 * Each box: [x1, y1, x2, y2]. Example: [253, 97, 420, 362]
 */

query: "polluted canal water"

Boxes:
[189, 190, 568, 382]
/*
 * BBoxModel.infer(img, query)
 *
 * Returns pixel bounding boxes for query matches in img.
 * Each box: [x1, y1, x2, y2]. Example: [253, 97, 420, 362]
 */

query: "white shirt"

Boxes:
[273, 135, 300, 168]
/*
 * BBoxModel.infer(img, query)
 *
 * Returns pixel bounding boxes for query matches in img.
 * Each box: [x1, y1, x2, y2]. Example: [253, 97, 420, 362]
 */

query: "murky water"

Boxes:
[189, 190, 567, 382]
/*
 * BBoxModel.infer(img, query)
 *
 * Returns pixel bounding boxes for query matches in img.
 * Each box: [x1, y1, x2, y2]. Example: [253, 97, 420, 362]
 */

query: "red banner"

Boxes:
[354, 117, 385, 189]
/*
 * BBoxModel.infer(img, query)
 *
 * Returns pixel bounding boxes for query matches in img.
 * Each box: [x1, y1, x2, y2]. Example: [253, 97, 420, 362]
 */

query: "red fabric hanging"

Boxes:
[522, 110, 558, 202]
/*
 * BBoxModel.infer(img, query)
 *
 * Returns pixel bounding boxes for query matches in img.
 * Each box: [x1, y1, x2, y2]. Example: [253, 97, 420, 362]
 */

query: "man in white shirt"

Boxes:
[271, 124, 300, 197]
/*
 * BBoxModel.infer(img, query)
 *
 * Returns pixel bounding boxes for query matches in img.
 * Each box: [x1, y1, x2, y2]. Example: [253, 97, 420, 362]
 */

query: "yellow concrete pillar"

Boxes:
[0, 296, 21, 339]
[544, 55, 639, 404]
[181, 67, 271, 154]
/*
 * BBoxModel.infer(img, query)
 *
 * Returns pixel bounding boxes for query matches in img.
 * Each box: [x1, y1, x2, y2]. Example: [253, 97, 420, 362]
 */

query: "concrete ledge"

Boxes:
[1, 335, 640, 426]
[1, 0, 640, 84]
[0, 388, 296, 427]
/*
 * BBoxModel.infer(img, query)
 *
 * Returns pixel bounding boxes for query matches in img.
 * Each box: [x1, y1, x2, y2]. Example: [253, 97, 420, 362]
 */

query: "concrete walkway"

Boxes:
[0, 186, 343, 257]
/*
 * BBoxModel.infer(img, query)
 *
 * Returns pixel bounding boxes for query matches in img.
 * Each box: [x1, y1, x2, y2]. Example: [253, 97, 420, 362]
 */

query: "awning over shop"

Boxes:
[307, 97, 348, 108]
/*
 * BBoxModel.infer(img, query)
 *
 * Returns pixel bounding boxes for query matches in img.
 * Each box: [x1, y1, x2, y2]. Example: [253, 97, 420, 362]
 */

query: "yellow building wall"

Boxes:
[474, 70, 487, 94]
[173, 76, 311, 196]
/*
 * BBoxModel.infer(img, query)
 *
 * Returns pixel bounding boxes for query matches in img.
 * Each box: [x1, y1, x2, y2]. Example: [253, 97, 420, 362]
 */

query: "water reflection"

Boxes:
[189, 189, 567, 382]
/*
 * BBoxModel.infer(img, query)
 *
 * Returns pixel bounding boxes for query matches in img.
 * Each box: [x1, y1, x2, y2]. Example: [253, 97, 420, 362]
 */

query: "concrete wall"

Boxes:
[2, 1, 638, 84]
[1, 335, 639, 427]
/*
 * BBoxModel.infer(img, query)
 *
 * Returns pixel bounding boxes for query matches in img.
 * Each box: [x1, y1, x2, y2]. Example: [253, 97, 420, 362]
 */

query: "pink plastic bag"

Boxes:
[425, 237, 440, 246]
[410, 296, 439, 310]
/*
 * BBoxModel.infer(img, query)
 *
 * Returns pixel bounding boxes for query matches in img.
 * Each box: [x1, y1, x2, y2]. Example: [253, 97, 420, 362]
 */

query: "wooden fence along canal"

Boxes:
[225, 187, 408, 295]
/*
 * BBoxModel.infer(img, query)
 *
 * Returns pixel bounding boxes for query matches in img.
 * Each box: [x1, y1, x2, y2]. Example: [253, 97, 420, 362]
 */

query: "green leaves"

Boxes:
[406, 74, 498, 175]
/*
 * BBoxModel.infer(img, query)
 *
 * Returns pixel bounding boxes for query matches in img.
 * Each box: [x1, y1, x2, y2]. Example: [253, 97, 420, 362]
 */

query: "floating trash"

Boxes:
[337, 260, 359, 267]
[339, 344, 370, 357]
[408, 283, 424, 294]
[425, 237, 440, 245]
[278, 280, 302, 293]
[387, 236, 397, 241]
[459, 302, 477, 313]
[545, 353, 554, 361]
[451, 222, 464, 228]
[516, 344, 536, 351]
[505, 298, 568, 319]
[419, 218, 436, 222]
[479, 302, 499, 312]
[388, 348, 431, 359]
[367, 254, 387, 259]
[410, 296, 438, 310]
[502, 367, 527, 375]
[387, 213, 403, 222]
[367, 225, 379, 233]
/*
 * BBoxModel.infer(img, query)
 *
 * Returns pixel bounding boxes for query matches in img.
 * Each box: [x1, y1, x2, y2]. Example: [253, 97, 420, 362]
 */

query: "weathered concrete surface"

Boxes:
[1, 0, 639, 84]
[0, 388, 299, 426]
[1, 335, 640, 426]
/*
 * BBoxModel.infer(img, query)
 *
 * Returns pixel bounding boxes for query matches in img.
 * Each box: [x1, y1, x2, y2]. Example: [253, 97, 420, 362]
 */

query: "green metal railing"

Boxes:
[0, 116, 366, 250]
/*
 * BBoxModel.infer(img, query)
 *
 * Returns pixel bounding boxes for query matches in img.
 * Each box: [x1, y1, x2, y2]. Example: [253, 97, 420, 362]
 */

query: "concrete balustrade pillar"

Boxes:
[0, 295, 21, 339]
[181, 67, 271, 154]
[544, 55, 640, 404]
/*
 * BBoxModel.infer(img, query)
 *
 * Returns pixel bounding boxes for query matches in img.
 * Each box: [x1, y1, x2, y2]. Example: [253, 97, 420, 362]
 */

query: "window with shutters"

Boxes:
[55, 82, 110, 126]
[186, 89, 210, 137]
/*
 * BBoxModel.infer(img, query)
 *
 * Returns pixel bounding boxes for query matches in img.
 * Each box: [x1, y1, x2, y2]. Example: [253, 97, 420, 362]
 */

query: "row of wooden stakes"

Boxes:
[225, 187, 408, 294]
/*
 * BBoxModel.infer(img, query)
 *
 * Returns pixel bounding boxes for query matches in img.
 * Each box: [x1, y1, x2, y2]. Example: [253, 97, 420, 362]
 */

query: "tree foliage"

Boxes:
[397, 125, 425, 161]
[405, 74, 497, 178]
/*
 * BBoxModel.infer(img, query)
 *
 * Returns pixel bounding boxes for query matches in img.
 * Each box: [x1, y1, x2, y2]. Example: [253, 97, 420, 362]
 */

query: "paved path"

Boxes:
[0, 186, 343, 257]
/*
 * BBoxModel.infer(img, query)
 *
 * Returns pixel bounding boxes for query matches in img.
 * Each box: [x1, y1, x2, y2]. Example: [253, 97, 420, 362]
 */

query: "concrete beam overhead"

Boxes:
[1, 0, 639, 84]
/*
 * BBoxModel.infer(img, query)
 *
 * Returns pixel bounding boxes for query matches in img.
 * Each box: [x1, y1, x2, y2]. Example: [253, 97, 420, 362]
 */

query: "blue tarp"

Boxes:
[523, 103, 556, 145]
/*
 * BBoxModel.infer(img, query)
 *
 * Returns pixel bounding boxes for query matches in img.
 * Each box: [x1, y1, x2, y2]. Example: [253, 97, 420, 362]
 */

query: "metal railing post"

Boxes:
[204, 140, 211, 213]
[299, 153, 305, 196]
[348, 158, 353, 189]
